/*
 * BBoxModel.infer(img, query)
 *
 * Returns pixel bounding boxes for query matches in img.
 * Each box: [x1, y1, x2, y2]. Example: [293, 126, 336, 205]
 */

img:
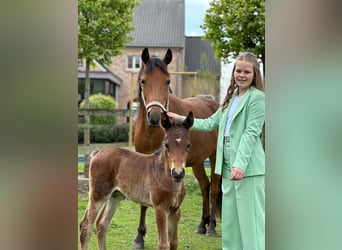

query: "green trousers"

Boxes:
[221, 141, 265, 250]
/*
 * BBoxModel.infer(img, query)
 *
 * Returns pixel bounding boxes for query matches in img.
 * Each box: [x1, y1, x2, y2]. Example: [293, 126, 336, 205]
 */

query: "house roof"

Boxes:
[78, 72, 122, 86]
[185, 36, 220, 75]
[78, 62, 122, 85]
[128, 0, 185, 48]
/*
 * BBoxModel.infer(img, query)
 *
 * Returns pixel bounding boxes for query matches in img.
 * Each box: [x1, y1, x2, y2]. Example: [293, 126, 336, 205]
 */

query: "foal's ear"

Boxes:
[161, 111, 171, 130]
[183, 111, 194, 130]
[163, 49, 172, 65]
[142, 48, 150, 64]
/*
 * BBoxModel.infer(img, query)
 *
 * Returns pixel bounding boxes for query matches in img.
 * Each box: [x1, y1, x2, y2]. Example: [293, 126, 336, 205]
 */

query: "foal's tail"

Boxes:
[90, 150, 101, 159]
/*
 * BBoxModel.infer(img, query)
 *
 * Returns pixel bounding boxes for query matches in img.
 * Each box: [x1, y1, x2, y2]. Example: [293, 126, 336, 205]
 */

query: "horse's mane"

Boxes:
[140, 56, 169, 75]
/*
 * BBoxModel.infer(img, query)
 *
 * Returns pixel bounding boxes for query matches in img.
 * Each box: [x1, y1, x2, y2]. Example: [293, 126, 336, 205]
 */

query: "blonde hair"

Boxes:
[222, 52, 264, 111]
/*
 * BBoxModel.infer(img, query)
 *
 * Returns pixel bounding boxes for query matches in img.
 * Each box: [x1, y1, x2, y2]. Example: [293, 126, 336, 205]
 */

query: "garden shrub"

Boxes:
[112, 123, 129, 142]
[79, 93, 117, 125]
[78, 94, 131, 143]
[78, 123, 129, 143]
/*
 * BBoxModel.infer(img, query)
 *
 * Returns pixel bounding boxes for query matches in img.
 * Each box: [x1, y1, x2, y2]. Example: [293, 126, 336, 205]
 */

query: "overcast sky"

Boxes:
[185, 0, 210, 36]
[185, 0, 236, 103]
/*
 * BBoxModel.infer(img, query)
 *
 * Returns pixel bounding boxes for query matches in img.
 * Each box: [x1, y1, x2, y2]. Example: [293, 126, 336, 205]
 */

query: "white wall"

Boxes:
[219, 59, 234, 103]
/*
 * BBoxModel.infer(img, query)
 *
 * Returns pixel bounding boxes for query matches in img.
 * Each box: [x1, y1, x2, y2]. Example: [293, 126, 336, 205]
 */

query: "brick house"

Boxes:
[77, 60, 122, 106]
[108, 0, 186, 110]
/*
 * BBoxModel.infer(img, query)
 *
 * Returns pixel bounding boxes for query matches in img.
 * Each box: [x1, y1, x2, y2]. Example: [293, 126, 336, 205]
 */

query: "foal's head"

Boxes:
[160, 111, 193, 182]
[139, 48, 173, 127]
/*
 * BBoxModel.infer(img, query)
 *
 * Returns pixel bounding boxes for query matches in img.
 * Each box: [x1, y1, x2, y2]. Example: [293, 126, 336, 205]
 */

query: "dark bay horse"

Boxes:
[132, 48, 222, 248]
[80, 112, 194, 250]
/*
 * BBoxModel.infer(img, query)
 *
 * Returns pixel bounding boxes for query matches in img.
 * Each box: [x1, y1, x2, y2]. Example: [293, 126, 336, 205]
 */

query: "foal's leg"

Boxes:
[80, 200, 104, 250]
[96, 191, 125, 250]
[191, 163, 210, 234]
[79, 208, 89, 249]
[132, 205, 147, 249]
[155, 206, 169, 250]
[168, 208, 181, 250]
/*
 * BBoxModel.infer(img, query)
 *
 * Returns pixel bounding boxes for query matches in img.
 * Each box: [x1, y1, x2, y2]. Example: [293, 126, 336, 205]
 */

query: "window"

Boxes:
[135, 56, 140, 69]
[78, 79, 105, 98]
[92, 79, 105, 94]
[127, 56, 141, 70]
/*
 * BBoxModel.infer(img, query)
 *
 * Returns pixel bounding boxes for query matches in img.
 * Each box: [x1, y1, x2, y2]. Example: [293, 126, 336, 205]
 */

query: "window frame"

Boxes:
[127, 55, 141, 71]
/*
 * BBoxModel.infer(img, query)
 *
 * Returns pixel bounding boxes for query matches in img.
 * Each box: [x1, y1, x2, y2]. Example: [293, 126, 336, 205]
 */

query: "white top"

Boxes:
[224, 95, 241, 136]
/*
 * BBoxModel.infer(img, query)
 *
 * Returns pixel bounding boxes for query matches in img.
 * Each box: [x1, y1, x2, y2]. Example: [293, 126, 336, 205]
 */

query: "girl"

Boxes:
[168, 52, 265, 250]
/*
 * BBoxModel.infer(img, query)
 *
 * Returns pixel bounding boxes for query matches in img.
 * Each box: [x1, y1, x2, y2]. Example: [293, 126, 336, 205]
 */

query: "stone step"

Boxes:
[78, 177, 89, 194]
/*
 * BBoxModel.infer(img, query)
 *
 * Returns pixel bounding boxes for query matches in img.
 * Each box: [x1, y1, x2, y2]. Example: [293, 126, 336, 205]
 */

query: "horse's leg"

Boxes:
[96, 191, 125, 250]
[168, 208, 181, 250]
[191, 163, 210, 234]
[206, 153, 221, 237]
[80, 200, 104, 250]
[155, 205, 169, 250]
[131, 205, 148, 249]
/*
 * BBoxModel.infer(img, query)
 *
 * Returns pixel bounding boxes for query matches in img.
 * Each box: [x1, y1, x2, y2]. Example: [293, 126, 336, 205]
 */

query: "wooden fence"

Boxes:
[78, 108, 137, 177]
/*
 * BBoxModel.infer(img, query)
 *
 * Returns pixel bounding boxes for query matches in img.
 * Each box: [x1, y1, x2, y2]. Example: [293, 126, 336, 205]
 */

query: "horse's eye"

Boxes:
[140, 79, 145, 85]
[164, 143, 169, 150]
[187, 143, 192, 151]
[166, 80, 170, 85]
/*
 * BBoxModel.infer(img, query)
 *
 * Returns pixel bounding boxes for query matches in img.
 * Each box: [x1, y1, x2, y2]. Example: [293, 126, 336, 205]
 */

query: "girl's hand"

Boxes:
[167, 111, 182, 119]
[230, 167, 244, 180]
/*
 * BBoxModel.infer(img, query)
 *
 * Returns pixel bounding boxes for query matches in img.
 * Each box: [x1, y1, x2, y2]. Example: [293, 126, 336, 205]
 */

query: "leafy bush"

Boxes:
[112, 123, 130, 142]
[79, 93, 117, 125]
[78, 123, 129, 143]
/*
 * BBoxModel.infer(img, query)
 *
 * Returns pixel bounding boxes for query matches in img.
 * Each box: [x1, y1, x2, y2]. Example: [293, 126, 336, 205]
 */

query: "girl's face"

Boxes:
[234, 60, 254, 95]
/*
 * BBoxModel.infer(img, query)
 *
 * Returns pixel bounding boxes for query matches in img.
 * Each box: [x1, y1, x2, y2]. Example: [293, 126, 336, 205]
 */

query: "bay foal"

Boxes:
[80, 111, 194, 250]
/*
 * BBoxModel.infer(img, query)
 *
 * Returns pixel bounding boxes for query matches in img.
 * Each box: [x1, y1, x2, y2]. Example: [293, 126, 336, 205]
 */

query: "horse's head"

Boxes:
[139, 48, 173, 127]
[161, 111, 193, 182]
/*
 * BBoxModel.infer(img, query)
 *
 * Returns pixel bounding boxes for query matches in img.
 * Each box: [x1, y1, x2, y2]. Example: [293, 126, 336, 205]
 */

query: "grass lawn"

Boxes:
[78, 162, 83, 172]
[78, 171, 222, 249]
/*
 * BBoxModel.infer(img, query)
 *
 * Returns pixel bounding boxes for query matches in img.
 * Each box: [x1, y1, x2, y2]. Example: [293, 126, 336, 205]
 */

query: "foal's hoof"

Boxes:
[131, 241, 144, 249]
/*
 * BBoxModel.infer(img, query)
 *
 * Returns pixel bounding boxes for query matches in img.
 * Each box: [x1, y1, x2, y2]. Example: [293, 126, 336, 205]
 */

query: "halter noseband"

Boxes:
[146, 101, 167, 112]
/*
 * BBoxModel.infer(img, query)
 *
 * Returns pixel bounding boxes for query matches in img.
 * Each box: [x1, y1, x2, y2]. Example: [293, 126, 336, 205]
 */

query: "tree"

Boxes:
[198, 53, 220, 100]
[202, 0, 265, 150]
[78, 0, 139, 177]
[201, 0, 265, 74]
[78, 0, 139, 107]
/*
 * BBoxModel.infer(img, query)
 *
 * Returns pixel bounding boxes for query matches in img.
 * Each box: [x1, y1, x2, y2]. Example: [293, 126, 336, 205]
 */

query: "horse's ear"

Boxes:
[163, 49, 172, 65]
[183, 111, 194, 130]
[161, 111, 171, 130]
[142, 48, 150, 64]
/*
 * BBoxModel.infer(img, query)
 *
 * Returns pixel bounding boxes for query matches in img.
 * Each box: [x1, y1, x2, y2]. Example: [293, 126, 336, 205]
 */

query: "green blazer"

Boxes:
[191, 87, 265, 177]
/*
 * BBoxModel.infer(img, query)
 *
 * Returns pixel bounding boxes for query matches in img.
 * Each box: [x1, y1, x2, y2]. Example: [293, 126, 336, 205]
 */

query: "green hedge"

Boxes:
[79, 93, 117, 125]
[78, 123, 129, 143]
